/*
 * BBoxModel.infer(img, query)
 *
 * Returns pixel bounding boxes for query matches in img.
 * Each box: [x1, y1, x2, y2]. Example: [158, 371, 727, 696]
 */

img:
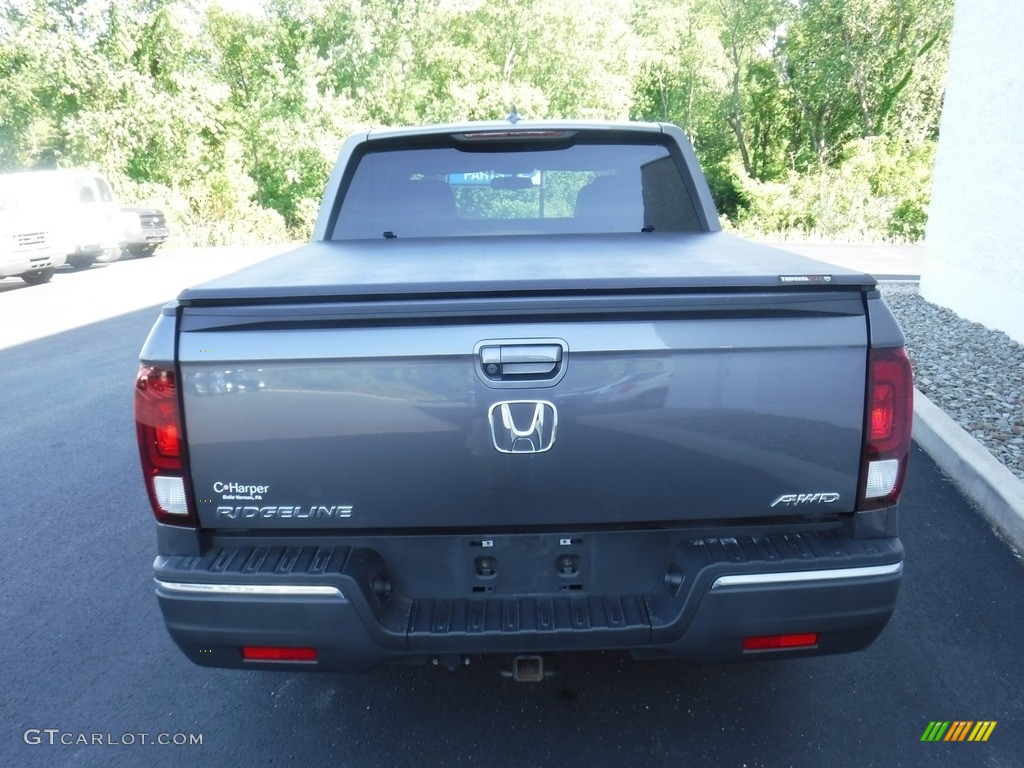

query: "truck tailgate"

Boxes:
[178, 288, 869, 530]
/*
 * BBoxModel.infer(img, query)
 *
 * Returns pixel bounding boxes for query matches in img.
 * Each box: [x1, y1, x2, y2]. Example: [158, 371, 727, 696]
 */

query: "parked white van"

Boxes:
[0, 169, 125, 269]
[0, 174, 67, 285]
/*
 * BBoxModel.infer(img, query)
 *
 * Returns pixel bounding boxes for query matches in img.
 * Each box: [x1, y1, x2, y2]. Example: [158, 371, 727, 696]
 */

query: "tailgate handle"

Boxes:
[480, 343, 564, 379]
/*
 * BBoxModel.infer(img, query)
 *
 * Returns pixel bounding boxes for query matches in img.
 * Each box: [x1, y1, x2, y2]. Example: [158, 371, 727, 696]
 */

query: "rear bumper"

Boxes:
[153, 528, 903, 671]
[0, 248, 66, 277]
[125, 226, 169, 247]
[73, 242, 116, 256]
[659, 561, 901, 661]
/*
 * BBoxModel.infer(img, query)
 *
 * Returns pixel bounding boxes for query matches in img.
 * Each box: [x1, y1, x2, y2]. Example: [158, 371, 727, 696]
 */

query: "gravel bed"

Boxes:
[880, 283, 1024, 481]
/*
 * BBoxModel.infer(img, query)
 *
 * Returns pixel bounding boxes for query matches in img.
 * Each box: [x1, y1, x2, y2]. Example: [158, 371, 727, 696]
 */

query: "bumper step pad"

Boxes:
[410, 594, 649, 636]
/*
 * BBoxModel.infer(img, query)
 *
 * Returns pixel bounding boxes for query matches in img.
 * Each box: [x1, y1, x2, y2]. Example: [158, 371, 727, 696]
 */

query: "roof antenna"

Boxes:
[507, 105, 521, 125]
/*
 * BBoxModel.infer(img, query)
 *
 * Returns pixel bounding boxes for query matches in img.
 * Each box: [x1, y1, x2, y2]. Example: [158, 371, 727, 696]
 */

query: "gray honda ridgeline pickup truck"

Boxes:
[136, 120, 912, 678]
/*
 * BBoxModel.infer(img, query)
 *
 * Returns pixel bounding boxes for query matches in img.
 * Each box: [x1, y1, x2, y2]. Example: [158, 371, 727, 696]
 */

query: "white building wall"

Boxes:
[922, 0, 1024, 343]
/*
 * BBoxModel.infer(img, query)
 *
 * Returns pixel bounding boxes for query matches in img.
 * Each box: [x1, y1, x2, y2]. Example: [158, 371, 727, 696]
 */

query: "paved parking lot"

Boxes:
[2, 248, 1021, 767]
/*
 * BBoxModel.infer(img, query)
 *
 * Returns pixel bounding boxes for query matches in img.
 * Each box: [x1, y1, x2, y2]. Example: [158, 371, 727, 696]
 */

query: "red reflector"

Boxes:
[743, 633, 819, 651]
[242, 646, 318, 662]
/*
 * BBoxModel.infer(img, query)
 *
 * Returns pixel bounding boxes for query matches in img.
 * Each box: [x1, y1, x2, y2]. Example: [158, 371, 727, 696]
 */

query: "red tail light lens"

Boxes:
[155, 412, 180, 459]
[858, 347, 913, 510]
[136, 365, 195, 525]
[870, 383, 895, 442]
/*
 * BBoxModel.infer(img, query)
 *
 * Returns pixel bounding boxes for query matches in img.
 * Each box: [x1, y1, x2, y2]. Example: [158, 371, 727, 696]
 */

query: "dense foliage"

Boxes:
[0, 0, 953, 244]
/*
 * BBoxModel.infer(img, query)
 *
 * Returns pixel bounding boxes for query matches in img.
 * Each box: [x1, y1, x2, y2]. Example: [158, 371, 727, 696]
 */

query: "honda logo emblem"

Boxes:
[488, 400, 558, 454]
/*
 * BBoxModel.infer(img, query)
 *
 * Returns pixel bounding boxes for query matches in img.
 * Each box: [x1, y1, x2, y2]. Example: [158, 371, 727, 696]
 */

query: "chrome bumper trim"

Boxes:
[155, 579, 347, 599]
[712, 561, 903, 589]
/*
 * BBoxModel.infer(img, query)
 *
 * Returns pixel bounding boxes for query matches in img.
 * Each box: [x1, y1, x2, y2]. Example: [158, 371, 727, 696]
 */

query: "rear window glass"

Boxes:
[332, 140, 701, 239]
[76, 178, 97, 203]
[93, 176, 115, 202]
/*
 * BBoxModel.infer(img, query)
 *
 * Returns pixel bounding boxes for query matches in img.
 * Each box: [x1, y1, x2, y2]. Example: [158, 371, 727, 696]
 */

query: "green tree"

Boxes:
[782, 0, 953, 166]
[710, 0, 792, 178]
[205, 1, 361, 232]
[0, 0, 956, 244]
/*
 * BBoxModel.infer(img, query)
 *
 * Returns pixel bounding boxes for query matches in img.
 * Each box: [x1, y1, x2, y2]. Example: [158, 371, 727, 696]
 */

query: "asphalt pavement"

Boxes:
[2, 247, 1022, 768]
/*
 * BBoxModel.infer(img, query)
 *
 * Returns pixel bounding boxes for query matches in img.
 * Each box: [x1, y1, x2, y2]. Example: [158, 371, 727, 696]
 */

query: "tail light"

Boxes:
[136, 365, 196, 525]
[858, 347, 913, 510]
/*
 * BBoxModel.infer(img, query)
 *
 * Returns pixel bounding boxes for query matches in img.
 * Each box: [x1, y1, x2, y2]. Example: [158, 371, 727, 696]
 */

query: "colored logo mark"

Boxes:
[921, 721, 996, 742]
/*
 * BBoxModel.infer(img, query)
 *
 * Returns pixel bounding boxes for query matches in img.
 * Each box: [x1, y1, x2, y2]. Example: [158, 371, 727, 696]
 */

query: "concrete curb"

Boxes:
[912, 387, 1024, 553]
